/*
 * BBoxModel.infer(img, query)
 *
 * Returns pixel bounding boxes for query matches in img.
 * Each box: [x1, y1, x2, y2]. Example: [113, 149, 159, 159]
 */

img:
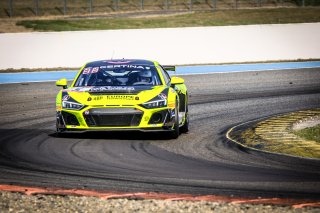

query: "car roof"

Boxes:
[85, 59, 156, 67]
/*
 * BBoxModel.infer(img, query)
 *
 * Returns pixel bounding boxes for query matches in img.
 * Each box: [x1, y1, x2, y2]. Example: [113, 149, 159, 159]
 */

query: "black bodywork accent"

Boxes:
[56, 111, 66, 129]
[85, 59, 155, 68]
[149, 110, 169, 125]
[83, 108, 143, 127]
[61, 91, 81, 103]
[61, 111, 80, 126]
[178, 92, 186, 112]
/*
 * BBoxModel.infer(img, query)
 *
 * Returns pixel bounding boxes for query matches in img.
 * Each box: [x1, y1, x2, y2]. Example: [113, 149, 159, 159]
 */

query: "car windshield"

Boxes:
[74, 64, 162, 87]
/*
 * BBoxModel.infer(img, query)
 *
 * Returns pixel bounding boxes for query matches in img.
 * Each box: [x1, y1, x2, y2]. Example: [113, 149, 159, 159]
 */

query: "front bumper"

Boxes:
[56, 105, 176, 132]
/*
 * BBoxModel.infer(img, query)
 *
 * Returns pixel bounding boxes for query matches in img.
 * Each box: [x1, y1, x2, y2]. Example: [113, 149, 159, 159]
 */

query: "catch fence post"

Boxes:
[141, 0, 144, 10]
[8, 0, 13, 17]
[34, 0, 39, 16]
[165, 0, 169, 10]
[302, 0, 305, 7]
[189, 0, 192, 11]
[256, 0, 261, 7]
[64, 0, 67, 15]
[212, 0, 217, 10]
[113, 0, 118, 11]
[89, 0, 93, 13]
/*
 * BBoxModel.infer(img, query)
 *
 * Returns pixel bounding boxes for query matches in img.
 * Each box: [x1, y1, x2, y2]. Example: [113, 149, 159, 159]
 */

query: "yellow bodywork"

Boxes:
[56, 85, 177, 130]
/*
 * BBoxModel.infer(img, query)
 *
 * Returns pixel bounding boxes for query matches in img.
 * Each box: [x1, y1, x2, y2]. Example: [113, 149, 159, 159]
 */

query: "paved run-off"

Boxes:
[228, 109, 320, 159]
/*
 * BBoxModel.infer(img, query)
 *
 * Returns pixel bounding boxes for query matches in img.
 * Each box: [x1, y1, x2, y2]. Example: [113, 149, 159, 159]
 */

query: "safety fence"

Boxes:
[1, 0, 319, 18]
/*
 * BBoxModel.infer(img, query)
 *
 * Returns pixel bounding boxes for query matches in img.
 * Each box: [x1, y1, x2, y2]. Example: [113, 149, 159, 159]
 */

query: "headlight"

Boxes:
[62, 101, 84, 110]
[142, 100, 167, 109]
[142, 94, 167, 109]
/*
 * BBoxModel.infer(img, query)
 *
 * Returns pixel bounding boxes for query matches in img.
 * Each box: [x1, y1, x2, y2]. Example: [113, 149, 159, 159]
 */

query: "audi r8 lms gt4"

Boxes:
[55, 59, 188, 139]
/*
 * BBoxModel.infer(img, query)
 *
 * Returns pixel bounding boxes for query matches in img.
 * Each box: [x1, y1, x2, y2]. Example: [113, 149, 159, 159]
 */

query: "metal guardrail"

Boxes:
[3, 0, 319, 17]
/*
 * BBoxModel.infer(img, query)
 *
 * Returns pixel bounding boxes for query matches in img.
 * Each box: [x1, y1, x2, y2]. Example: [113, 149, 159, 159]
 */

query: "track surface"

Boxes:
[0, 68, 320, 199]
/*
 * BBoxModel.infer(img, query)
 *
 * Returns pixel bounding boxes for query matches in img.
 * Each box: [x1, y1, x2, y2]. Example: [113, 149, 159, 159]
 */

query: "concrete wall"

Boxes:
[0, 23, 320, 69]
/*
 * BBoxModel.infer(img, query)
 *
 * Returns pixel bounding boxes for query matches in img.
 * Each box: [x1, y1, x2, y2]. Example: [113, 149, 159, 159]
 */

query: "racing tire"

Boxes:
[170, 101, 180, 139]
[55, 128, 65, 137]
[180, 109, 189, 133]
[55, 121, 66, 137]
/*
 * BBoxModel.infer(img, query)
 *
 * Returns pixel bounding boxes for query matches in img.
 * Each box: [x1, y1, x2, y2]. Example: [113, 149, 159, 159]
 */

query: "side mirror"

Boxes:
[170, 76, 184, 85]
[56, 78, 68, 89]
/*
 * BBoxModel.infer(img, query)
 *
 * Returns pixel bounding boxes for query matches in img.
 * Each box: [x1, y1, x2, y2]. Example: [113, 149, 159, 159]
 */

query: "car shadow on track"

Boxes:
[49, 130, 175, 141]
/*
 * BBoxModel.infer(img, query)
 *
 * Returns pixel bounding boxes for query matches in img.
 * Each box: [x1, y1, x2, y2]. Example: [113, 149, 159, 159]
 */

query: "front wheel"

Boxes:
[56, 120, 66, 137]
[170, 102, 180, 139]
[180, 110, 189, 133]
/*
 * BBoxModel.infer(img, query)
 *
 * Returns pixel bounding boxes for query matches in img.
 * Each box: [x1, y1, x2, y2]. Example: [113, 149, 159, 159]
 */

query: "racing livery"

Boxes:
[55, 59, 188, 138]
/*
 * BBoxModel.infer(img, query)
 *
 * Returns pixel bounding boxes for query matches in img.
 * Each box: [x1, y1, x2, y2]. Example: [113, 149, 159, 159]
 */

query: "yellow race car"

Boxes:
[55, 59, 188, 138]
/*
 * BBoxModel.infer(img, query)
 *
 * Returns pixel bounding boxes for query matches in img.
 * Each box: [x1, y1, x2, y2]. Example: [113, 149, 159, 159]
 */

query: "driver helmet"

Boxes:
[139, 70, 152, 83]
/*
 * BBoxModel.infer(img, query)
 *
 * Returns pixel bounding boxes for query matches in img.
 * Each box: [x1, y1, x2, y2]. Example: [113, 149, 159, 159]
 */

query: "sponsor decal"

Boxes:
[105, 95, 134, 100]
[83, 67, 91, 74]
[135, 97, 140, 100]
[83, 67, 99, 74]
[66, 86, 137, 93]
[92, 67, 99, 73]
[93, 96, 103, 101]
[86, 95, 135, 100]
[158, 93, 167, 100]
[62, 95, 70, 101]
[89, 86, 135, 92]
[67, 87, 93, 92]
[106, 65, 150, 70]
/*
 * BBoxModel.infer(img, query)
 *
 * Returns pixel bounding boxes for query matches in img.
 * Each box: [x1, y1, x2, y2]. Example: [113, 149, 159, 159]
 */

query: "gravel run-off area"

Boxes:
[1, 191, 319, 213]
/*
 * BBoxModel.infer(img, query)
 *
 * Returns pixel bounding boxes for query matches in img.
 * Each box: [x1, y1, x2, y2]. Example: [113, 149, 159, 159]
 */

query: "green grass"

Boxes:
[238, 121, 320, 159]
[294, 125, 320, 143]
[16, 8, 320, 31]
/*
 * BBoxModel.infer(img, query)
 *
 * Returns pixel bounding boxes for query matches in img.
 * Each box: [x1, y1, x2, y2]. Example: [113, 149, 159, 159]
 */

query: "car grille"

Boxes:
[84, 108, 143, 127]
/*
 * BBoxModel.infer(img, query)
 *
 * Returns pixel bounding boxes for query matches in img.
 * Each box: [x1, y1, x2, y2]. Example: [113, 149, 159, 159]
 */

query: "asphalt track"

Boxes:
[0, 68, 320, 199]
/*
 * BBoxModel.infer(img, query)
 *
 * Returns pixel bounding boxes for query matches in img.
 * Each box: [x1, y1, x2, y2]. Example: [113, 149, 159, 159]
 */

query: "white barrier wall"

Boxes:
[0, 23, 320, 69]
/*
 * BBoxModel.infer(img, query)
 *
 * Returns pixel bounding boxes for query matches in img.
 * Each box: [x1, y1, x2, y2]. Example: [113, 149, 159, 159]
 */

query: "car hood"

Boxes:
[62, 85, 168, 105]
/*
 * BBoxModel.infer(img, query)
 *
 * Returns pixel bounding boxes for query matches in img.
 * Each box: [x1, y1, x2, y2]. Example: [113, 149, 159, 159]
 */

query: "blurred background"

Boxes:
[1, 0, 320, 18]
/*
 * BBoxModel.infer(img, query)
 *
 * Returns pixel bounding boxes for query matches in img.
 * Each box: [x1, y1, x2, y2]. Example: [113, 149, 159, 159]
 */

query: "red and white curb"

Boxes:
[0, 184, 319, 208]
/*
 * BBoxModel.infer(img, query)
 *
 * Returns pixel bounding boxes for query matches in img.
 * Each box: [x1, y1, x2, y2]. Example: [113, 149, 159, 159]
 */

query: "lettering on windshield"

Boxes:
[105, 65, 150, 70]
[89, 86, 135, 92]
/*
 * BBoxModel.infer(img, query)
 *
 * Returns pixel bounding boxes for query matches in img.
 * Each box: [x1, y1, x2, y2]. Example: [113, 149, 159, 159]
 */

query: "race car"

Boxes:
[55, 59, 188, 138]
